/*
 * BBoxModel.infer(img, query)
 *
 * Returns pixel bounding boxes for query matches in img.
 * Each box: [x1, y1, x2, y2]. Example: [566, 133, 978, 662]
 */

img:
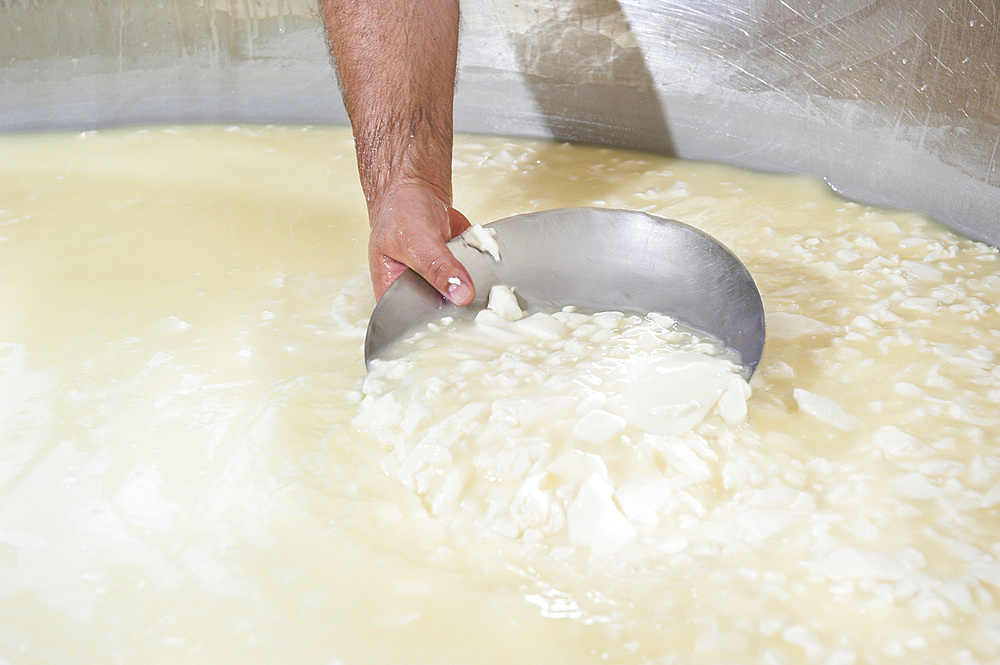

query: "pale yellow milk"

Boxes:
[0, 125, 998, 664]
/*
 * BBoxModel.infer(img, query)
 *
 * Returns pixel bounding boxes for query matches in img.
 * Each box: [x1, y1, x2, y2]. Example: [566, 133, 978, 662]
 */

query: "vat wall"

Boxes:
[1, 0, 996, 244]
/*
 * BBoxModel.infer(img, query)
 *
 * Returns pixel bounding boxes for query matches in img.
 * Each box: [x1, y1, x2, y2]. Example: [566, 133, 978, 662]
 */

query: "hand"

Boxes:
[368, 182, 474, 305]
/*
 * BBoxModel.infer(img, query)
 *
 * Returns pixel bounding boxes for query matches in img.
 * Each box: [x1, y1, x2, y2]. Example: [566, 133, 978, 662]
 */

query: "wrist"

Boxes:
[367, 178, 452, 226]
[352, 112, 453, 215]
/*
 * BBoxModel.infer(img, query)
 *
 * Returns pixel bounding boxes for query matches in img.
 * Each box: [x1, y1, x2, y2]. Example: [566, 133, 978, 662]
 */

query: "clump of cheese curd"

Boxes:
[355, 285, 750, 555]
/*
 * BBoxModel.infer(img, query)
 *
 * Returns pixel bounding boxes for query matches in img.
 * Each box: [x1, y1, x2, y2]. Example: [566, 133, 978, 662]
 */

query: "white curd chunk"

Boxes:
[461, 222, 501, 260]
[572, 409, 627, 444]
[567, 474, 637, 555]
[1, 125, 998, 665]
[486, 284, 523, 320]
[767, 311, 841, 339]
[793, 388, 861, 431]
[619, 352, 746, 436]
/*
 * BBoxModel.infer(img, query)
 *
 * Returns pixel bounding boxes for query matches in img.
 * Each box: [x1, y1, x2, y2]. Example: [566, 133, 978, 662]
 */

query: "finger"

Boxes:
[370, 252, 408, 301]
[370, 230, 475, 305]
[403, 233, 475, 306]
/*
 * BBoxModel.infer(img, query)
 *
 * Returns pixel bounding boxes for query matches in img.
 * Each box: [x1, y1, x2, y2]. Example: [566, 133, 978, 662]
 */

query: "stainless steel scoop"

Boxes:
[364, 207, 766, 376]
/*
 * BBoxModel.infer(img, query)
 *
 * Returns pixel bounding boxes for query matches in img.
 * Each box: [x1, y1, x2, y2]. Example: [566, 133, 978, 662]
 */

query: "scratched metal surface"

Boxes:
[0, 0, 997, 244]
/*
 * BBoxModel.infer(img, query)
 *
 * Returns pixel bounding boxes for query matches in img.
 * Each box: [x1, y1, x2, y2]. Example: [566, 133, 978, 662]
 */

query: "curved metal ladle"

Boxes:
[365, 207, 766, 376]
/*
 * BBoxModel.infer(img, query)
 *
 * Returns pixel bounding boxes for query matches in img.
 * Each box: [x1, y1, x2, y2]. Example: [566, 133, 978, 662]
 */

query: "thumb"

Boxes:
[404, 233, 475, 306]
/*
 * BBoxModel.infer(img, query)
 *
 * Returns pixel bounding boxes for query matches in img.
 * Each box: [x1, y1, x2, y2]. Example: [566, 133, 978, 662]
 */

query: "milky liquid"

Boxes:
[1, 125, 998, 664]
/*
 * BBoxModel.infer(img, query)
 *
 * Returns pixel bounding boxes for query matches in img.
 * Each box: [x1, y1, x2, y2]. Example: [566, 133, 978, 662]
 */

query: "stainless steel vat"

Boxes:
[1, 0, 996, 244]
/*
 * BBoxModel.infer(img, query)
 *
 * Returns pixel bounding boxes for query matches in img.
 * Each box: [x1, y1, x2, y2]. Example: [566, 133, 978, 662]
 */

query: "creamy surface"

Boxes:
[1, 125, 999, 664]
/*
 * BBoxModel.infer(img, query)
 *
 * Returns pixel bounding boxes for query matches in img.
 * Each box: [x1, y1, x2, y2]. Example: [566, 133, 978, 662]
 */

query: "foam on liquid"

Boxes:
[1, 125, 998, 664]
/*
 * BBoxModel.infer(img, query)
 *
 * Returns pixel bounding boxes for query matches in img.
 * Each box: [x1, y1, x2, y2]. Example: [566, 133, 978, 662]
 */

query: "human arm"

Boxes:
[321, 0, 474, 305]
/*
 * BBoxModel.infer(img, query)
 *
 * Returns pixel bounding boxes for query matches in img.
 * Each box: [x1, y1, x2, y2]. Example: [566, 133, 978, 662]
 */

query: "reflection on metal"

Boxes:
[0, 0, 997, 244]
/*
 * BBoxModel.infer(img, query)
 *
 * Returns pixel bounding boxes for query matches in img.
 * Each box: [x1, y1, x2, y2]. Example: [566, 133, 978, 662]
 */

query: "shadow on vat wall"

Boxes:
[489, 0, 676, 155]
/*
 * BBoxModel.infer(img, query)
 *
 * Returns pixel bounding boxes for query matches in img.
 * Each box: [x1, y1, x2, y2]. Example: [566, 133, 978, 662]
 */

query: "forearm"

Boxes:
[322, 0, 473, 305]
[322, 0, 460, 213]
